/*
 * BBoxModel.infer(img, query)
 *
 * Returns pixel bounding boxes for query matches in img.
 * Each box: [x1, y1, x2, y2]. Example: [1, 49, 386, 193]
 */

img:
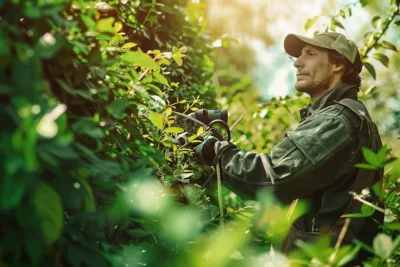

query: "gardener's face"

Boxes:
[293, 45, 336, 95]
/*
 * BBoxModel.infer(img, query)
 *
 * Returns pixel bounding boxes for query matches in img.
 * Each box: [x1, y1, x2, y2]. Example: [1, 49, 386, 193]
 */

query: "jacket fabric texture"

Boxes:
[216, 83, 384, 264]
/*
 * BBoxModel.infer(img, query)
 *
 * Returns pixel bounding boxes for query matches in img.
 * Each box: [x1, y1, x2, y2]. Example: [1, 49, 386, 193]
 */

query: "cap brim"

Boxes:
[284, 34, 333, 58]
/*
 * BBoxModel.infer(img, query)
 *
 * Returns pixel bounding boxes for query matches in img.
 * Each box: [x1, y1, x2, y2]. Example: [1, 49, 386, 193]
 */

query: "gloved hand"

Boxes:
[194, 135, 218, 166]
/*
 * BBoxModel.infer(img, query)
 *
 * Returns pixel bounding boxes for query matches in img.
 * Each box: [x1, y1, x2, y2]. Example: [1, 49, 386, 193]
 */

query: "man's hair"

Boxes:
[328, 50, 362, 90]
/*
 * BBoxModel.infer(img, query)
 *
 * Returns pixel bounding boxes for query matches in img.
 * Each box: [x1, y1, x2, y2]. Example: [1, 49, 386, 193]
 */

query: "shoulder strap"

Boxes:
[329, 98, 383, 244]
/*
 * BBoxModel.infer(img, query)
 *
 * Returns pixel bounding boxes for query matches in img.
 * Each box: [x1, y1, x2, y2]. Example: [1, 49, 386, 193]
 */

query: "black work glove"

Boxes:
[194, 135, 218, 166]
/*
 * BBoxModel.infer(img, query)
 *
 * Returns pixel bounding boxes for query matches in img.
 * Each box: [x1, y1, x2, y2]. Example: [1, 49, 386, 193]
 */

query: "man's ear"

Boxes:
[332, 63, 345, 73]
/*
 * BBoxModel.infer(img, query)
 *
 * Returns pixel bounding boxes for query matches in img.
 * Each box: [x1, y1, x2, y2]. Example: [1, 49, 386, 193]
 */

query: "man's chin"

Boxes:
[295, 82, 308, 92]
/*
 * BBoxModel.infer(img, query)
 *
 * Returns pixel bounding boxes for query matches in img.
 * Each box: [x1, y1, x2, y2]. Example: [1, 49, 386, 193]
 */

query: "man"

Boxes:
[196, 32, 383, 264]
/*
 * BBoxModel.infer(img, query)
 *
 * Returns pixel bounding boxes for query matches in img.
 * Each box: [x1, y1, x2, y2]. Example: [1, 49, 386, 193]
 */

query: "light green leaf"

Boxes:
[372, 16, 381, 29]
[149, 110, 164, 130]
[121, 51, 160, 70]
[172, 55, 183, 66]
[373, 53, 389, 67]
[363, 62, 376, 80]
[96, 17, 115, 33]
[153, 72, 170, 87]
[362, 147, 381, 167]
[360, 0, 374, 7]
[121, 42, 137, 49]
[341, 212, 371, 218]
[373, 234, 392, 260]
[165, 107, 172, 117]
[304, 16, 319, 31]
[361, 203, 375, 216]
[179, 46, 188, 53]
[337, 244, 361, 266]
[33, 182, 64, 245]
[355, 163, 377, 170]
[164, 127, 184, 134]
[363, 32, 374, 46]
[114, 21, 123, 32]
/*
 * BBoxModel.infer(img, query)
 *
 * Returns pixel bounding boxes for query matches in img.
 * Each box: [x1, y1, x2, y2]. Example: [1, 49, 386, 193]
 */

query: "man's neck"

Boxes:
[310, 88, 332, 104]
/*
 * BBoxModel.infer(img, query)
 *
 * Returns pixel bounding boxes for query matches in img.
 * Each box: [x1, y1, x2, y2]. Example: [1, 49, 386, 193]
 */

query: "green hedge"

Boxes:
[0, 1, 219, 266]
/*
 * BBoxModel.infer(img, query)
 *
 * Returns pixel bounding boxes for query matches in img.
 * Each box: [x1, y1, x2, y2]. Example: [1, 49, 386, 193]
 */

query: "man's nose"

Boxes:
[293, 56, 303, 69]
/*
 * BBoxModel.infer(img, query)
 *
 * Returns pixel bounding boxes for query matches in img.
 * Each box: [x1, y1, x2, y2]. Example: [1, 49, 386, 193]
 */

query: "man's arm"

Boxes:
[218, 106, 361, 202]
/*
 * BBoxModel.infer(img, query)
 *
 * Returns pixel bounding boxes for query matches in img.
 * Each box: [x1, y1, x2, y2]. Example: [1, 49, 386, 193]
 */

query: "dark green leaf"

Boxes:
[33, 182, 64, 245]
[381, 40, 397, 51]
[0, 172, 26, 211]
[363, 62, 376, 80]
[106, 97, 129, 118]
[333, 19, 345, 29]
[25, 236, 42, 266]
[373, 53, 389, 67]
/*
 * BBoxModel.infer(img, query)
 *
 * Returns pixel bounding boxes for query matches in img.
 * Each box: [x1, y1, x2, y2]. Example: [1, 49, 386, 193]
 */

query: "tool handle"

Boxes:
[207, 119, 231, 142]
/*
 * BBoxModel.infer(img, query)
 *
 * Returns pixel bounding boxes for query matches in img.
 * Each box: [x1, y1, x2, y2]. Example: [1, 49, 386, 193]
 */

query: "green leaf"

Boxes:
[381, 40, 397, 52]
[153, 72, 170, 87]
[341, 212, 371, 218]
[361, 203, 375, 216]
[355, 163, 378, 170]
[375, 146, 388, 166]
[363, 32, 374, 46]
[372, 16, 381, 29]
[172, 55, 183, 66]
[362, 147, 380, 167]
[121, 51, 160, 70]
[373, 53, 389, 67]
[333, 19, 345, 29]
[337, 244, 361, 266]
[360, 0, 374, 6]
[96, 17, 115, 33]
[33, 182, 64, 245]
[164, 127, 184, 134]
[373, 234, 392, 260]
[106, 97, 129, 118]
[121, 42, 137, 49]
[25, 236, 42, 266]
[210, 204, 220, 219]
[149, 110, 164, 130]
[363, 62, 376, 80]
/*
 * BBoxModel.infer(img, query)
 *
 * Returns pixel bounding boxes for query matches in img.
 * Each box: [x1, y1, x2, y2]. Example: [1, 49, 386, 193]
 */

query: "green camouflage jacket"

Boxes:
[217, 83, 383, 261]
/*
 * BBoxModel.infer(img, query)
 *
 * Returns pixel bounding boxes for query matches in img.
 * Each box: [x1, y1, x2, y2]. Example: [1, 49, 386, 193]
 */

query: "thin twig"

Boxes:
[352, 193, 386, 213]
[327, 218, 351, 267]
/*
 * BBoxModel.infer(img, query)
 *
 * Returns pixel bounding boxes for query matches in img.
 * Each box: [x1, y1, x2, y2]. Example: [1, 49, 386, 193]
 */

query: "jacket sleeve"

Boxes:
[219, 107, 361, 202]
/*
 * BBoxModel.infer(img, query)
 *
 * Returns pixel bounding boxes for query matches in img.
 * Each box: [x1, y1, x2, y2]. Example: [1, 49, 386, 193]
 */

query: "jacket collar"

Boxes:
[299, 83, 358, 120]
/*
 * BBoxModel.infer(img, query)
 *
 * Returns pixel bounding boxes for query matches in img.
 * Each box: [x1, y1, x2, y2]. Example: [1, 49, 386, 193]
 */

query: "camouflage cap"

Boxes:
[284, 32, 362, 73]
